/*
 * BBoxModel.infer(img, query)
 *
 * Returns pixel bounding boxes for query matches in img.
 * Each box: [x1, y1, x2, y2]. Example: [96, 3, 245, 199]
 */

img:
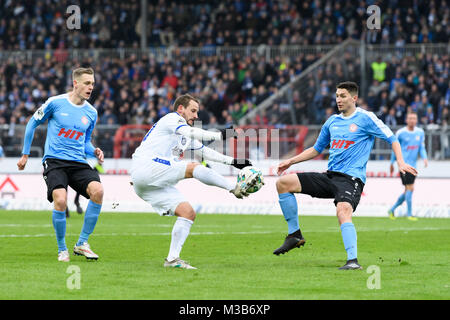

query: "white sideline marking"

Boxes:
[0, 231, 275, 238]
[0, 223, 254, 229]
[1, 227, 449, 238]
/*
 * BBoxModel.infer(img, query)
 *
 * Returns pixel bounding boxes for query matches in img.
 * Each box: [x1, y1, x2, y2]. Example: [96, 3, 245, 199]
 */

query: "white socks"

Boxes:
[192, 165, 235, 191]
[167, 217, 194, 261]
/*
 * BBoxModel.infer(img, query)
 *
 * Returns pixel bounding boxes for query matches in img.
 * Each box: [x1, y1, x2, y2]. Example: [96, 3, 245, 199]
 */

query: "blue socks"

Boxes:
[340, 222, 357, 261]
[52, 209, 67, 252]
[390, 193, 406, 212]
[391, 191, 413, 216]
[405, 190, 413, 217]
[77, 201, 102, 246]
[278, 193, 300, 234]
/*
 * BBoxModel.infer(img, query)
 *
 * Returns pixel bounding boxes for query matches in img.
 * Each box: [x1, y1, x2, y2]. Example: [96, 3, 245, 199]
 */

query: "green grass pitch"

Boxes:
[0, 210, 449, 300]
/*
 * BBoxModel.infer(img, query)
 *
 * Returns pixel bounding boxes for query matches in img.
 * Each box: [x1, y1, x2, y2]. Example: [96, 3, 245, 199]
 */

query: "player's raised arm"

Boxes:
[176, 125, 223, 142]
[188, 138, 252, 169]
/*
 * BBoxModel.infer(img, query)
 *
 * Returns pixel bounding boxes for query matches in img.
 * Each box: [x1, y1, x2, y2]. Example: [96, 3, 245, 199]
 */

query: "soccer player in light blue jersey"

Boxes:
[272, 81, 417, 270]
[17, 67, 105, 262]
[388, 112, 428, 221]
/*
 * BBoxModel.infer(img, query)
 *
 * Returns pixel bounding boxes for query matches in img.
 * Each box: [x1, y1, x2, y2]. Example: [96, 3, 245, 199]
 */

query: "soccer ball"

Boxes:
[237, 166, 264, 194]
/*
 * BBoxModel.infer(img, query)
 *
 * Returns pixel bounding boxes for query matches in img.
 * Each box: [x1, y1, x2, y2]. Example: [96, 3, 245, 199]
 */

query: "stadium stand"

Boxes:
[0, 0, 449, 158]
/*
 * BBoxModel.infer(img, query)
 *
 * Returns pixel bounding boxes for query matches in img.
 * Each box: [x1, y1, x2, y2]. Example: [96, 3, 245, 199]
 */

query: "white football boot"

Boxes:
[73, 242, 99, 260]
[229, 183, 248, 199]
[58, 250, 70, 262]
[239, 172, 260, 194]
[164, 258, 197, 269]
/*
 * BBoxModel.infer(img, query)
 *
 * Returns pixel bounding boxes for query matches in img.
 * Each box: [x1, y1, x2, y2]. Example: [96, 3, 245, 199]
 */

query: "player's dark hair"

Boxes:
[173, 94, 200, 111]
[336, 81, 359, 96]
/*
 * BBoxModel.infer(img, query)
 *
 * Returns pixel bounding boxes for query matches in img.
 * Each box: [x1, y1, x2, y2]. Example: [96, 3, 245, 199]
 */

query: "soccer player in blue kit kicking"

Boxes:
[388, 111, 428, 221]
[17, 67, 104, 262]
[272, 82, 417, 270]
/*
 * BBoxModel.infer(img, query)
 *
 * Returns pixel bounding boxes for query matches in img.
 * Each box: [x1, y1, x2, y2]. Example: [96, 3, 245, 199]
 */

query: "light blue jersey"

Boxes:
[314, 107, 397, 184]
[22, 93, 98, 163]
[390, 127, 427, 168]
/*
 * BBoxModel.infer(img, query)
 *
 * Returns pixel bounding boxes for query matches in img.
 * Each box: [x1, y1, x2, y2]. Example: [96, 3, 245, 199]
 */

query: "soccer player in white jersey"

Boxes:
[131, 94, 254, 269]
[272, 82, 417, 270]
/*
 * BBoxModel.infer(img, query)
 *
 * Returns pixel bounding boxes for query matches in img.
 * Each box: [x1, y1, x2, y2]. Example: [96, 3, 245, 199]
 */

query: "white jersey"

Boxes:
[132, 112, 192, 165]
[131, 111, 231, 189]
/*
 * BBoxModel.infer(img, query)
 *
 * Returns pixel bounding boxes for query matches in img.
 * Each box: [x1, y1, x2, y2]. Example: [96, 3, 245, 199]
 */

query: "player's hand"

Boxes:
[390, 163, 394, 175]
[424, 159, 428, 168]
[94, 148, 104, 165]
[277, 159, 292, 176]
[231, 158, 252, 169]
[219, 126, 238, 139]
[398, 161, 417, 176]
[17, 154, 28, 171]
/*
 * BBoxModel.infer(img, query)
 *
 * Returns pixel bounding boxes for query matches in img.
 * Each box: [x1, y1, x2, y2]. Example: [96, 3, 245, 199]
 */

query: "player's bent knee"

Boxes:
[276, 174, 301, 194]
[184, 162, 200, 179]
[336, 202, 353, 224]
[175, 202, 196, 221]
[52, 189, 67, 211]
[87, 181, 104, 204]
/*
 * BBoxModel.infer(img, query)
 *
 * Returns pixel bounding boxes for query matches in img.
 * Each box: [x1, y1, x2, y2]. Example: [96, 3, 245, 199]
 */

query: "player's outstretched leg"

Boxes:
[164, 203, 197, 269]
[190, 163, 248, 199]
[273, 175, 305, 255]
[74, 182, 103, 260]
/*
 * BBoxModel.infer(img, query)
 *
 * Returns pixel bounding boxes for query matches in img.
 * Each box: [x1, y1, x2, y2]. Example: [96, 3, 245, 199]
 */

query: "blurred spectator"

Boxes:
[385, 108, 397, 126]
[0, 0, 448, 129]
[371, 57, 388, 82]
[1, 0, 449, 51]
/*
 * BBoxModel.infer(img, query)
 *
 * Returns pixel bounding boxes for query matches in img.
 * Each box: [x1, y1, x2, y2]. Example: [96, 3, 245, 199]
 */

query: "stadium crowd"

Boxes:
[0, 0, 449, 150]
[1, 0, 449, 50]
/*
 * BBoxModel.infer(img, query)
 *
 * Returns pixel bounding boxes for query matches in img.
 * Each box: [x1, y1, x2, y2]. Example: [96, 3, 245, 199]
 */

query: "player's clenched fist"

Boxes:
[94, 148, 104, 164]
[17, 154, 28, 170]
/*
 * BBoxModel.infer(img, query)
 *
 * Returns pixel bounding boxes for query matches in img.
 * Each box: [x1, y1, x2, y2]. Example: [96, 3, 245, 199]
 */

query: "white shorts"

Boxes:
[133, 184, 186, 216]
[131, 158, 188, 216]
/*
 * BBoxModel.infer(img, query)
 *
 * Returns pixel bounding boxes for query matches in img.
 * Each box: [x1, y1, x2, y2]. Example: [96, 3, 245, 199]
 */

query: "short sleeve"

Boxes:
[313, 116, 333, 153]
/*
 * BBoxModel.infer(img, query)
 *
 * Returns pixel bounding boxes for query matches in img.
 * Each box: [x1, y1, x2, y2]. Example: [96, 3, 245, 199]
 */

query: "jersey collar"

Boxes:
[338, 107, 359, 119]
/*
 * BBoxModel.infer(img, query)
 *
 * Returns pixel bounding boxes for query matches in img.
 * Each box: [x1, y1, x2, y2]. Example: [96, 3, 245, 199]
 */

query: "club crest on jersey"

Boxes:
[81, 116, 89, 125]
[349, 123, 358, 132]
[33, 106, 45, 120]
[181, 136, 187, 145]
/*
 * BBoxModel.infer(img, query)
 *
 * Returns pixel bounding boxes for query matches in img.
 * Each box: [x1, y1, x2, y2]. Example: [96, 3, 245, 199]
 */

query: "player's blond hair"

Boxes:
[72, 67, 94, 80]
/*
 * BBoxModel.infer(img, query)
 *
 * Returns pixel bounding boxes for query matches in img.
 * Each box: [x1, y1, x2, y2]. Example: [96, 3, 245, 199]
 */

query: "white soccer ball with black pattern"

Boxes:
[237, 166, 264, 194]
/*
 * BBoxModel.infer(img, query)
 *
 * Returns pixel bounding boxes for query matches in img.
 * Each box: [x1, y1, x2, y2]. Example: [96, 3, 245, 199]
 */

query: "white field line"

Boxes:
[1, 227, 450, 238]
